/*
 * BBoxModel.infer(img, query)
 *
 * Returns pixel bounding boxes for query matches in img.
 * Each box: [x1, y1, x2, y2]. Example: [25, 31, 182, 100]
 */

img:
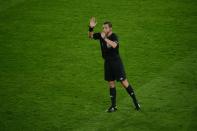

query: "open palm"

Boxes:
[89, 17, 97, 28]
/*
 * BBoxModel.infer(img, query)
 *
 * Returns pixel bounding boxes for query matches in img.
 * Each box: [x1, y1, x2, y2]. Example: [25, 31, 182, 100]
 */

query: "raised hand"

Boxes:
[89, 17, 97, 28]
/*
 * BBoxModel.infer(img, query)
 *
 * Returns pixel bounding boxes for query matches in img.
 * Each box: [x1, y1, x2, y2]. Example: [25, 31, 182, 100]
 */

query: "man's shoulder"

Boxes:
[111, 33, 119, 41]
[93, 32, 101, 40]
[94, 32, 101, 35]
[112, 33, 118, 37]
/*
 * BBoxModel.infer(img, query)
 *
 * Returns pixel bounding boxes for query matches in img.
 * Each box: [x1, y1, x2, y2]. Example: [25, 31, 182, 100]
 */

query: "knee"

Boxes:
[121, 79, 129, 88]
[108, 81, 115, 88]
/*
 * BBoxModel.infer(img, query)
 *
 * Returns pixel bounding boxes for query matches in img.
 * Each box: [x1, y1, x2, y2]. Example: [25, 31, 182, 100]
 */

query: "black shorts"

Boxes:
[104, 58, 126, 82]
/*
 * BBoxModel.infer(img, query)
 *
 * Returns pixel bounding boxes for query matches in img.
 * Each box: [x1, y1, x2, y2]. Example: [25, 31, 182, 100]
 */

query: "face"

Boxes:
[102, 24, 112, 34]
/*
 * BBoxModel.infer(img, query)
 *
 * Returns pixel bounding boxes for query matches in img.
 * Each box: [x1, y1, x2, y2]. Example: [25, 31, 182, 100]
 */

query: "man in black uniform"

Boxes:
[88, 17, 140, 112]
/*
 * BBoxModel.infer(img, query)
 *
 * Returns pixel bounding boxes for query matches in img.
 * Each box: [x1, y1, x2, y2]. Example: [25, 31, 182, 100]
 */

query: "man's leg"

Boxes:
[108, 81, 116, 107]
[121, 79, 140, 110]
[106, 81, 117, 112]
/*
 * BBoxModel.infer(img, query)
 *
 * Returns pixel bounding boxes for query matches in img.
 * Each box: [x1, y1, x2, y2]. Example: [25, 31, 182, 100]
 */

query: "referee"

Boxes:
[88, 17, 140, 112]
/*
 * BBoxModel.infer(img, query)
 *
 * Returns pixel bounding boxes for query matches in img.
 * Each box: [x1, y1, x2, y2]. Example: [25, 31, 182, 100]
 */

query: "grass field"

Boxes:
[0, 0, 197, 130]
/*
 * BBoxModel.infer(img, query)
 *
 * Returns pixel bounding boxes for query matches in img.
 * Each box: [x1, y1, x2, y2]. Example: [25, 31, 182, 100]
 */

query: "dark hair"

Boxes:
[103, 21, 112, 28]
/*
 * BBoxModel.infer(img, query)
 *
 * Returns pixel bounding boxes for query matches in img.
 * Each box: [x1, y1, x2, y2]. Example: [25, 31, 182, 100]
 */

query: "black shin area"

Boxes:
[110, 87, 116, 107]
[125, 84, 139, 107]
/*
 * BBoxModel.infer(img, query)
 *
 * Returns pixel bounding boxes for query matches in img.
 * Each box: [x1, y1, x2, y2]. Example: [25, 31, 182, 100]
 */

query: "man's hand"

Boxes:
[89, 17, 97, 28]
[88, 17, 97, 38]
[101, 32, 106, 39]
[101, 32, 117, 48]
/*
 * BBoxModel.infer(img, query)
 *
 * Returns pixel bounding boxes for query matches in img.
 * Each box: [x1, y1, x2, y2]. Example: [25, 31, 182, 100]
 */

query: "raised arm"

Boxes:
[88, 17, 97, 39]
[101, 32, 118, 48]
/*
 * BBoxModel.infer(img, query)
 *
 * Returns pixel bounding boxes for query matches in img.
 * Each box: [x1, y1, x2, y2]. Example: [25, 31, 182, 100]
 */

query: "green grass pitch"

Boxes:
[0, 0, 197, 130]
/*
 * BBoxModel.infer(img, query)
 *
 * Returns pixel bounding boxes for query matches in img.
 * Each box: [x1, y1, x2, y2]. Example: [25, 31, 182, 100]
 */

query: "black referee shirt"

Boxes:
[93, 33, 120, 60]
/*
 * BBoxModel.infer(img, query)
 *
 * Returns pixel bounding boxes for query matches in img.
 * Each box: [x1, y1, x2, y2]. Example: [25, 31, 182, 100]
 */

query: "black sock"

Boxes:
[125, 84, 139, 107]
[110, 87, 116, 107]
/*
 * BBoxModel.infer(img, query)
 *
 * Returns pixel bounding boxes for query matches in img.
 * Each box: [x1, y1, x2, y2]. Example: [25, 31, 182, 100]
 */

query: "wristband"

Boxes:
[89, 26, 94, 32]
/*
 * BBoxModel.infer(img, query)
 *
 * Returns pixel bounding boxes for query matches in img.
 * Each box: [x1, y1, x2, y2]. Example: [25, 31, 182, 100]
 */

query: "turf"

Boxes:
[0, 0, 197, 130]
